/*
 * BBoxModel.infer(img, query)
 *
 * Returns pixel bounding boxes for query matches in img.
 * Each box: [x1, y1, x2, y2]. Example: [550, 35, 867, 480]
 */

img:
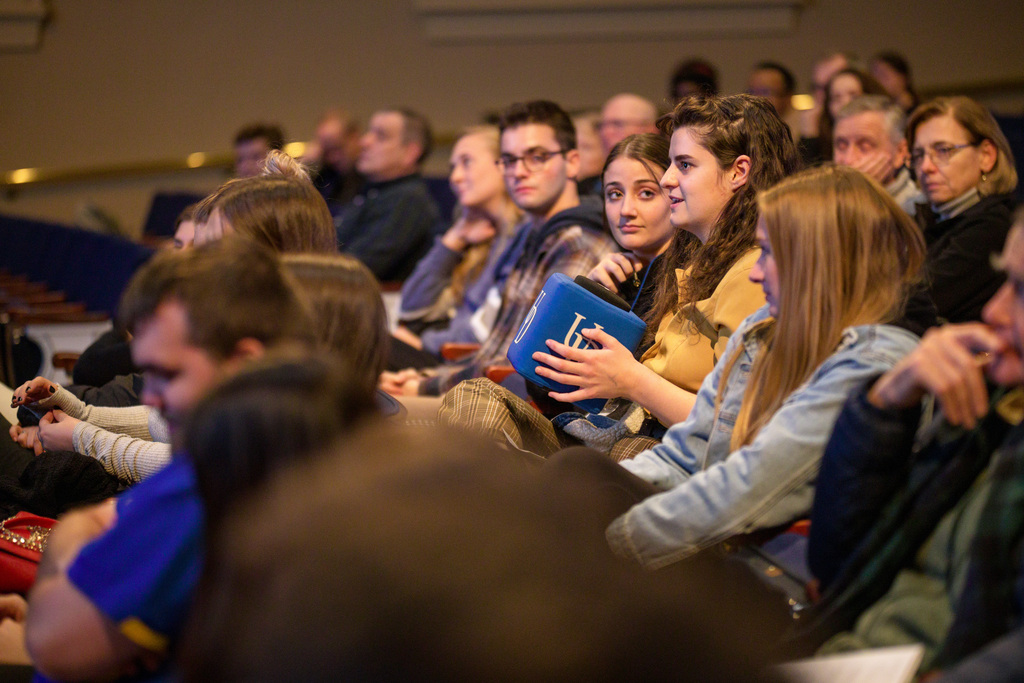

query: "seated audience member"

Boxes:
[194, 151, 338, 254]
[798, 52, 852, 154]
[597, 94, 660, 157]
[232, 122, 285, 178]
[281, 253, 395, 406]
[577, 93, 660, 197]
[21, 242, 319, 682]
[10, 240, 312, 483]
[669, 58, 719, 102]
[335, 107, 441, 281]
[9, 200, 196, 422]
[171, 202, 197, 250]
[573, 111, 604, 195]
[306, 108, 363, 206]
[747, 61, 801, 138]
[178, 422, 785, 683]
[442, 95, 798, 458]
[392, 126, 522, 368]
[813, 68, 888, 163]
[833, 95, 923, 214]
[869, 50, 919, 113]
[790, 207, 1024, 680]
[380, 100, 617, 397]
[909, 96, 1019, 323]
[555, 164, 924, 568]
[7, 160, 337, 483]
[46, 203, 202, 401]
[25, 352, 375, 683]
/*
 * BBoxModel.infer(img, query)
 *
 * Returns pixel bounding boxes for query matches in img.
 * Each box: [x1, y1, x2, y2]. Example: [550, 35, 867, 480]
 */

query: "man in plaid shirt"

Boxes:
[382, 100, 617, 397]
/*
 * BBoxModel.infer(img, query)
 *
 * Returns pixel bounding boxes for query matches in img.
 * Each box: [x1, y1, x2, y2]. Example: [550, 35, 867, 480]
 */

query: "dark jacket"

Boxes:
[335, 173, 440, 282]
[792, 380, 1020, 660]
[919, 193, 1017, 324]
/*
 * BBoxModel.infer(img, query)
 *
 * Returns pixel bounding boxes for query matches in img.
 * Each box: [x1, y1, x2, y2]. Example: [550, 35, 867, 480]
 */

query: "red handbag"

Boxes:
[0, 512, 57, 594]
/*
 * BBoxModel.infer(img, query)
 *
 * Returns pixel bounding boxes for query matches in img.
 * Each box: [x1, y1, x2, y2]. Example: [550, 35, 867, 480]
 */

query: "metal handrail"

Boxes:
[2, 152, 234, 195]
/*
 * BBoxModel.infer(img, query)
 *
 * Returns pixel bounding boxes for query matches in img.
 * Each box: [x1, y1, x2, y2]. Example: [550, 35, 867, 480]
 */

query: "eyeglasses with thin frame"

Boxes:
[497, 148, 568, 175]
[910, 142, 977, 169]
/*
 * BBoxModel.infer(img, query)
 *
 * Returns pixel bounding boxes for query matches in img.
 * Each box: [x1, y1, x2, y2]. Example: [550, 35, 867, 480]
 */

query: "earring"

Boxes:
[981, 171, 988, 183]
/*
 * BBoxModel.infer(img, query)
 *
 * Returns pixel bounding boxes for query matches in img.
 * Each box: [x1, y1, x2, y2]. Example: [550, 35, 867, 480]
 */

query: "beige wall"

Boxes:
[2, 0, 1022, 233]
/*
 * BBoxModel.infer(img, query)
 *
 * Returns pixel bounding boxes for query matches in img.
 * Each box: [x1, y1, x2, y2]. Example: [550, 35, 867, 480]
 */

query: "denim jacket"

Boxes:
[606, 305, 921, 569]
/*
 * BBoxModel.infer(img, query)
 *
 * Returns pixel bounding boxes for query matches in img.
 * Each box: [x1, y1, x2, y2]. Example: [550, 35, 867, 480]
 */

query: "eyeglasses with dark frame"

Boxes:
[497, 148, 568, 175]
[910, 142, 978, 169]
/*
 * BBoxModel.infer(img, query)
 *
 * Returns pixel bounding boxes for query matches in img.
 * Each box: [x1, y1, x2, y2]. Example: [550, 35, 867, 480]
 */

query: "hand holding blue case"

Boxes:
[506, 273, 647, 413]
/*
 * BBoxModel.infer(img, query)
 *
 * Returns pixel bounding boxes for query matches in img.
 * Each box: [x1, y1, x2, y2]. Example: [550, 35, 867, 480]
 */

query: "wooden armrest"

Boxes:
[9, 309, 109, 324]
[52, 352, 80, 374]
[785, 519, 810, 537]
[0, 281, 47, 296]
[484, 365, 541, 411]
[724, 518, 812, 549]
[8, 301, 88, 319]
[485, 365, 516, 384]
[440, 342, 480, 362]
[18, 291, 67, 305]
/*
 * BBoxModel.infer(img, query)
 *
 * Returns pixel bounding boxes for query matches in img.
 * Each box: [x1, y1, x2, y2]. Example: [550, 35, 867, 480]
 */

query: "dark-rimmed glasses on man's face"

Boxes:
[497, 148, 567, 175]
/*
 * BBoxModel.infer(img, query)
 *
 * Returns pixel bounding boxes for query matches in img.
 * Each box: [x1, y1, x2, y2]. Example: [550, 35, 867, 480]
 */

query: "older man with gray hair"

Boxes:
[832, 94, 924, 214]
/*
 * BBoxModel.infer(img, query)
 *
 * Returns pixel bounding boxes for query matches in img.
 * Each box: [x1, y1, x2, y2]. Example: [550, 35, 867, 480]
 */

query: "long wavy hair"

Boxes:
[723, 165, 926, 449]
[647, 94, 801, 335]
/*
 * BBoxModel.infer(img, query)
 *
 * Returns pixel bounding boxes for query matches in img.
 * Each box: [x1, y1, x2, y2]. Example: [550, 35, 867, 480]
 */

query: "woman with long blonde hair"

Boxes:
[596, 164, 926, 568]
[390, 126, 522, 369]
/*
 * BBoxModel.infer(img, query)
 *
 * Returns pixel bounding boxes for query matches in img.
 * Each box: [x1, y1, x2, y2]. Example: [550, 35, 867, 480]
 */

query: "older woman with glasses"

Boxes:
[908, 96, 1019, 323]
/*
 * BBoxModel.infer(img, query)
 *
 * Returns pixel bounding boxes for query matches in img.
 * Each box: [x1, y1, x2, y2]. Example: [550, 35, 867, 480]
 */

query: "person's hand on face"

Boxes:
[848, 150, 896, 186]
[442, 214, 497, 252]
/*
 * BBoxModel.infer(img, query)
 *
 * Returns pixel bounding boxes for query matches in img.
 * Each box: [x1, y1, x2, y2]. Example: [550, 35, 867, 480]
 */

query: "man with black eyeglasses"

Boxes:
[380, 100, 617, 398]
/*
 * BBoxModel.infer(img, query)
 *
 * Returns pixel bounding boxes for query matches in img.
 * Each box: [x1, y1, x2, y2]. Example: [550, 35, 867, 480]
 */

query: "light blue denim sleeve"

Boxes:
[608, 325, 920, 569]
[619, 324, 747, 489]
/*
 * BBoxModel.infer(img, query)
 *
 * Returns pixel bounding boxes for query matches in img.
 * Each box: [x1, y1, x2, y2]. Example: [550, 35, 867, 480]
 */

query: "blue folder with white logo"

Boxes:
[506, 273, 648, 413]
